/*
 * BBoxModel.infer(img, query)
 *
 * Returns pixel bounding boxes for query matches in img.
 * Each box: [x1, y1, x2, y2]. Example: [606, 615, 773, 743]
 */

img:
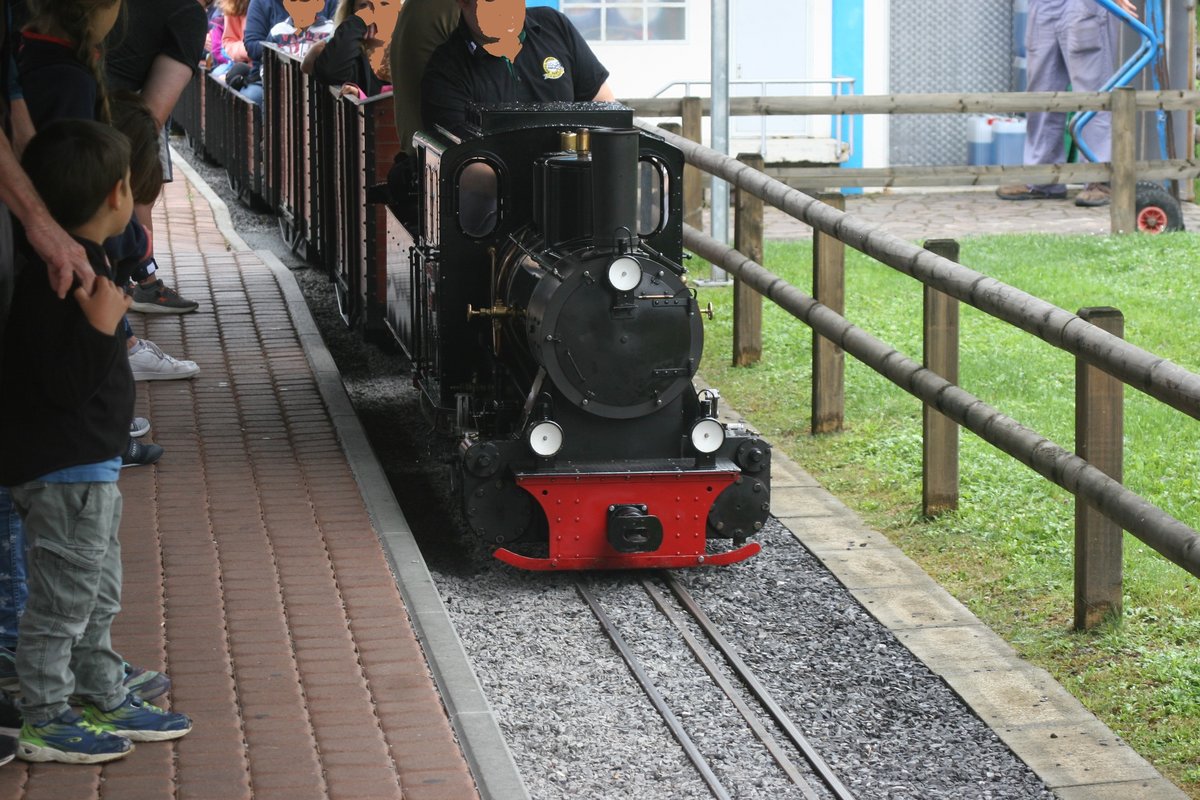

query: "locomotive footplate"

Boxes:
[495, 462, 761, 570]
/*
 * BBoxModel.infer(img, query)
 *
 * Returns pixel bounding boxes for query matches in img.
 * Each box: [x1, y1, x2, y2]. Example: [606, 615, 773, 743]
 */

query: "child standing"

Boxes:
[0, 119, 191, 764]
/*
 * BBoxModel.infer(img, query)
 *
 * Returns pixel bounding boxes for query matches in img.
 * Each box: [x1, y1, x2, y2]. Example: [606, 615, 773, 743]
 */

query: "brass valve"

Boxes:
[701, 302, 715, 320]
[466, 303, 514, 321]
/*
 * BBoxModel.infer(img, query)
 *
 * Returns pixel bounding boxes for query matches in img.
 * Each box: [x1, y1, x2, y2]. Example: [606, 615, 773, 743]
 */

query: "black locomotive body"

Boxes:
[387, 103, 771, 569]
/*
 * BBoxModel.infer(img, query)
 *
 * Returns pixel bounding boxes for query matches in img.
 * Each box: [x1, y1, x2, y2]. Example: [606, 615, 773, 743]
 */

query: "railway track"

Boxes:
[578, 572, 857, 800]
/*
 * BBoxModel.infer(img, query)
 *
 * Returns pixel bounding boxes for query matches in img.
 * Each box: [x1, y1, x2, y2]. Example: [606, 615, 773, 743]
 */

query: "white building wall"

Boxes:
[591, 0, 893, 167]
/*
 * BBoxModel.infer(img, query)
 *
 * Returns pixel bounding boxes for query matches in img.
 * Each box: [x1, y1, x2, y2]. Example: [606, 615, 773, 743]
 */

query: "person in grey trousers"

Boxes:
[997, 0, 1137, 206]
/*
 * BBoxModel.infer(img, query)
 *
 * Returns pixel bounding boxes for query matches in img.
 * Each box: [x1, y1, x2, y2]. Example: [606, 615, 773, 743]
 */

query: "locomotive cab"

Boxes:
[385, 102, 771, 570]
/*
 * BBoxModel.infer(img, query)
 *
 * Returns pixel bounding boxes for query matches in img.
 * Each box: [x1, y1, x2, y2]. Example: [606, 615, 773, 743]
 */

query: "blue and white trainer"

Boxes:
[18, 709, 132, 763]
[82, 694, 191, 742]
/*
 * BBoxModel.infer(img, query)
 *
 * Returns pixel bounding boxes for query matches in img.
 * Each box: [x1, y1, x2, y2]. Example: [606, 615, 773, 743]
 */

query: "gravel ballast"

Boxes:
[176, 141, 1056, 800]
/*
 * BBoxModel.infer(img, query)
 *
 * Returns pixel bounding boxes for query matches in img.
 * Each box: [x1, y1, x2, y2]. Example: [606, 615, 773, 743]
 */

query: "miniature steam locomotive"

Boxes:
[386, 103, 771, 569]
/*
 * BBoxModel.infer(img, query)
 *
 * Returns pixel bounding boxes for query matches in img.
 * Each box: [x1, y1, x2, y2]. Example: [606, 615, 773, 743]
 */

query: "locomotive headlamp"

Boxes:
[527, 420, 564, 457]
[689, 417, 725, 454]
[606, 256, 642, 292]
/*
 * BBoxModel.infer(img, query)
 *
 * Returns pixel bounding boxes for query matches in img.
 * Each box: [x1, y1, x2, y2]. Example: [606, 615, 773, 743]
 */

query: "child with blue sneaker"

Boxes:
[0, 119, 191, 764]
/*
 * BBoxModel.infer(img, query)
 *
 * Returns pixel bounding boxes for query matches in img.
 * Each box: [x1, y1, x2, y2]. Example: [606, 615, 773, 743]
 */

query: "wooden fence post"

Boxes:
[733, 153, 764, 366]
[1075, 307, 1125, 630]
[681, 96, 704, 231]
[1110, 87, 1137, 235]
[811, 193, 845, 434]
[922, 239, 960, 514]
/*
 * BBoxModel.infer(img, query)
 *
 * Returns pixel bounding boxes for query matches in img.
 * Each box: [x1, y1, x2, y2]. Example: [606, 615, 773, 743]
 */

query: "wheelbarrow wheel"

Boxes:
[1134, 181, 1184, 234]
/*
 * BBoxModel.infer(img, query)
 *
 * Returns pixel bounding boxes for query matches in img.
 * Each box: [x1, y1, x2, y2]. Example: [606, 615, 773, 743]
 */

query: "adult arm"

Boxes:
[8, 98, 34, 157]
[543, 9, 609, 102]
[139, 54, 194, 130]
[0, 127, 91, 296]
[243, 0, 275, 64]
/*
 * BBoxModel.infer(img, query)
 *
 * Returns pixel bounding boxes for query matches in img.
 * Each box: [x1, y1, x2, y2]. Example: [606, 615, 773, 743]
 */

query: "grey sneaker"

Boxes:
[128, 339, 199, 381]
[130, 417, 150, 438]
[128, 278, 198, 314]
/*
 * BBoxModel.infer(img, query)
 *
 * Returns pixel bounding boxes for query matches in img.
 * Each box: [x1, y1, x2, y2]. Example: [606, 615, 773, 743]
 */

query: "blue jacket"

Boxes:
[243, 0, 338, 64]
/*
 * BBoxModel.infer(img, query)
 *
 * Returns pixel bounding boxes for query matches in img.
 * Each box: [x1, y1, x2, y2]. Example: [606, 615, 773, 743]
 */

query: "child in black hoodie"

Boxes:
[0, 119, 191, 765]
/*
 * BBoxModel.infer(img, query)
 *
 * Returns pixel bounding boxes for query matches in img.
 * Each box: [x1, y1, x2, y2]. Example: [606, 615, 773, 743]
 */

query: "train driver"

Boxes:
[420, 0, 615, 140]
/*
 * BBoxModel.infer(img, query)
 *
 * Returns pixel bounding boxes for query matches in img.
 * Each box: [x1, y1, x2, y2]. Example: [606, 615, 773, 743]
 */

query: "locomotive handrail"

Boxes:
[636, 119, 1200, 578]
[677, 220, 1200, 580]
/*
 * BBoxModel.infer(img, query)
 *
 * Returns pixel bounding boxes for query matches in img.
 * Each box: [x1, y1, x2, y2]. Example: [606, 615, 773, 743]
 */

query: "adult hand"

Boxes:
[1114, 0, 1138, 17]
[27, 216, 93, 298]
[74, 275, 131, 335]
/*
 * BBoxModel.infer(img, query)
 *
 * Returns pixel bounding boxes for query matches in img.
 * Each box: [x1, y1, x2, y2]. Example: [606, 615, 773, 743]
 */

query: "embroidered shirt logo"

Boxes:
[542, 57, 565, 80]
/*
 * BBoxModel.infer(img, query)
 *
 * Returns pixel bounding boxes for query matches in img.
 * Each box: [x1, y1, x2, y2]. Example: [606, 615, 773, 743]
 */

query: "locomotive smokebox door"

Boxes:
[607, 504, 664, 553]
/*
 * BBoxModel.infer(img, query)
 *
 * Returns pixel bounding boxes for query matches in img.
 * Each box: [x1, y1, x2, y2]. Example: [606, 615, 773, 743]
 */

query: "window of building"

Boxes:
[562, 1, 686, 42]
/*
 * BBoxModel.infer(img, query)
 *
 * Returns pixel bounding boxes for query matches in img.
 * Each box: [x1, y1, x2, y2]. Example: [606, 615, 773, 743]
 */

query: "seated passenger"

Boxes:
[420, 0, 615, 139]
[240, 0, 338, 103]
[212, 0, 252, 79]
[387, 0, 458, 156]
[302, 0, 400, 98]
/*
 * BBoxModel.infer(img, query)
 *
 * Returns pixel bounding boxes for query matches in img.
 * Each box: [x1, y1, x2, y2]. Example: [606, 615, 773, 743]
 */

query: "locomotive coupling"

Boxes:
[606, 504, 664, 554]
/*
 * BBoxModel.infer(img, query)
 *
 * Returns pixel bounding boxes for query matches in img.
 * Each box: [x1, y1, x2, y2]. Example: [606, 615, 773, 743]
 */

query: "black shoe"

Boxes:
[121, 438, 163, 468]
[0, 734, 14, 767]
[0, 690, 20, 729]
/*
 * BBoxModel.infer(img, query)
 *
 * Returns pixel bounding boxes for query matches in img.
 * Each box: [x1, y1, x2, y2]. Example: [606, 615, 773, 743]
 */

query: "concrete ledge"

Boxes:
[1055, 778, 1190, 800]
[992, 719, 1162, 787]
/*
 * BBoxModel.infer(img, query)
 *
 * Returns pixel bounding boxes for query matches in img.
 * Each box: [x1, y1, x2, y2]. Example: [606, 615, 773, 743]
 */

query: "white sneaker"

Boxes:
[128, 339, 199, 381]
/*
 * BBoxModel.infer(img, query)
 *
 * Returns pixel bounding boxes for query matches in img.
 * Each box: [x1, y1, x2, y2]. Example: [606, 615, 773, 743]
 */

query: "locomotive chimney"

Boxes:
[588, 128, 639, 251]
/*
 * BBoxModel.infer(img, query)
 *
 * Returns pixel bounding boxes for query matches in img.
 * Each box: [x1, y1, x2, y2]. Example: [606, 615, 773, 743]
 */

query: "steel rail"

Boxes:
[675, 221, 1200, 578]
[639, 119, 1200, 422]
[576, 581, 732, 800]
[640, 578, 822, 800]
[663, 574, 859, 800]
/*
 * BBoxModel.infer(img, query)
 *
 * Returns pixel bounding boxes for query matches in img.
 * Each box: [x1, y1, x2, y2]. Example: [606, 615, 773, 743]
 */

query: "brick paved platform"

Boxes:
[0, 170, 482, 800]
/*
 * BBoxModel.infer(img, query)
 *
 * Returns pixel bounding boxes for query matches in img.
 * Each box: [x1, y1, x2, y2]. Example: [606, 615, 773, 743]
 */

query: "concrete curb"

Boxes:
[171, 149, 531, 800]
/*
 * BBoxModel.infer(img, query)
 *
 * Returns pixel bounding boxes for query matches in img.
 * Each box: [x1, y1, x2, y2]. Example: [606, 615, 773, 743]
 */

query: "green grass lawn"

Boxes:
[695, 232, 1200, 797]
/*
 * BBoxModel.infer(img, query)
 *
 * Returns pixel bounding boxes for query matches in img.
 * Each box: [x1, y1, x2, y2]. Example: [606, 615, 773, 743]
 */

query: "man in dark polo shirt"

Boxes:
[421, 0, 615, 139]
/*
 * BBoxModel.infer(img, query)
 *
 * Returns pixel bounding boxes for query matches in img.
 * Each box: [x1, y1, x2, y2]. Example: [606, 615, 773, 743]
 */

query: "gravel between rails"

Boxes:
[176, 140, 1057, 800]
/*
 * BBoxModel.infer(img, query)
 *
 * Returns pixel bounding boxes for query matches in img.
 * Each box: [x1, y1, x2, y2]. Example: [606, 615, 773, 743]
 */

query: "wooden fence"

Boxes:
[637, 121, 1200, 630]
[623, 89, 1200, 235]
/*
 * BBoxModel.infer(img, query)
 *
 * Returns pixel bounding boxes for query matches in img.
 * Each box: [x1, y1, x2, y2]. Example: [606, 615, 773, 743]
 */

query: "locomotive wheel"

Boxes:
[1134, 181, 1184, 234]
